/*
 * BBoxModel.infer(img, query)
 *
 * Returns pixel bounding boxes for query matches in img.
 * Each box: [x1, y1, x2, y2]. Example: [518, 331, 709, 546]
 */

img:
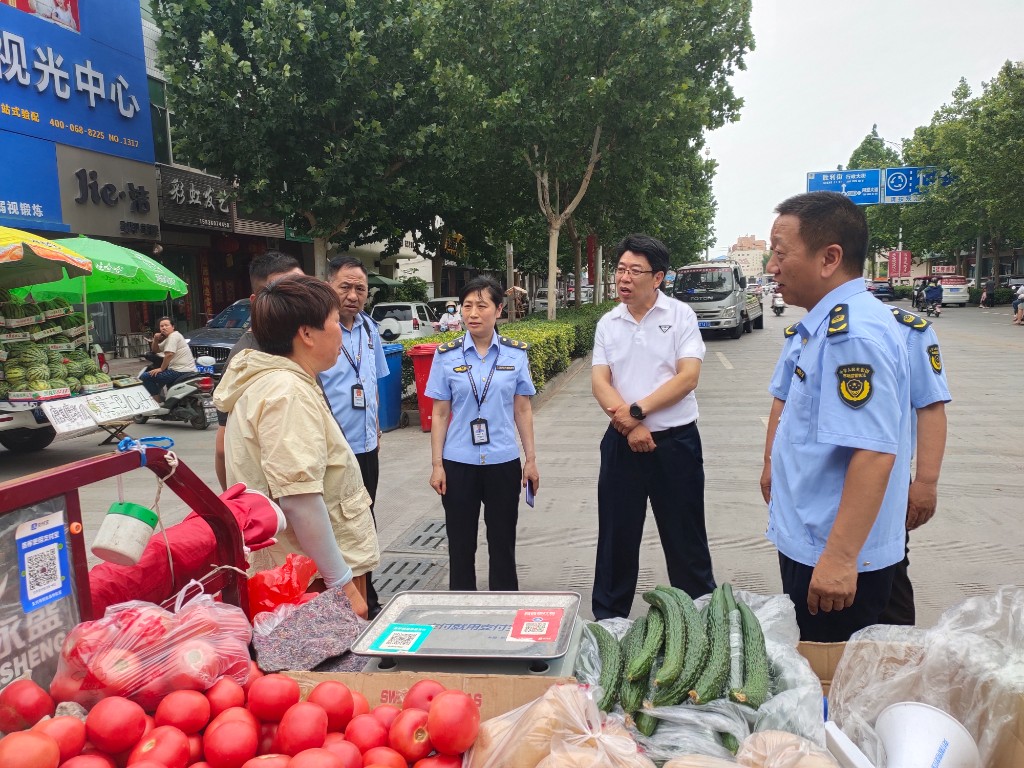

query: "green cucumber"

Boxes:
[729, 599, 771, 709]
[634, 710, 659, 737]
[642, 590, 685, 688]
[625, 605, 664, 682]
[588, 621, 622, 712]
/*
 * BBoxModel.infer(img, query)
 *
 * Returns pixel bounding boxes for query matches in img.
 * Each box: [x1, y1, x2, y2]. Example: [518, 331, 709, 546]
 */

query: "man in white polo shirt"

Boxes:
[591, 233, 716, 619]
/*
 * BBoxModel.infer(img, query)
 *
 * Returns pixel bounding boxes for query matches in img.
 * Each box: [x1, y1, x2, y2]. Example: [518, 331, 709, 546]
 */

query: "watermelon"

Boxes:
[66, 376, 81, 394]
[81, 374, 100, 385]
[83, 360, 99, 375]
[0, 381, 9, 399]
[48, 363, 66, 379]
[3, 364, 27, 381]
[48, 379, 69, 390]
[28, 379, 49, 391]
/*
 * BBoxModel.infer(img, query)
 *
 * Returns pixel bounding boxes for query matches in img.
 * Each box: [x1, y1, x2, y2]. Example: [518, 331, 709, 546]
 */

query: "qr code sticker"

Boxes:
[25, 543, 62, 600]
[381, 631, 421, 651]
[520, 621, 549, 635]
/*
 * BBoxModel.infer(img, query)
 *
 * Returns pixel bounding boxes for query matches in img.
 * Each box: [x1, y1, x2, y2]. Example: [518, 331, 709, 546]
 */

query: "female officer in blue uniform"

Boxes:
[425, 276, 540, 591]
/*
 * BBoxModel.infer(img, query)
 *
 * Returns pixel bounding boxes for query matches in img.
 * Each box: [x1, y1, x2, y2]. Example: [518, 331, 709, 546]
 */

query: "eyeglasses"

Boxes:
[614, 267, 654, 278]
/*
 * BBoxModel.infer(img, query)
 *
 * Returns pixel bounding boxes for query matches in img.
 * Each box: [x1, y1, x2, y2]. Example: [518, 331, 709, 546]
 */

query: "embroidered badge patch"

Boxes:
[836, 364, 873, 409]
[453, 365, 470, 373]
[659, 325, 672, 333]
[927, 344, 942, 374]
[794, 366, 806, 382]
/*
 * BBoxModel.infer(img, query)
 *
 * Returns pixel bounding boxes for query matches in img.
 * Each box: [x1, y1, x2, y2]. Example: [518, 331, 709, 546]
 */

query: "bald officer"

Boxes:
[764, 192, 912, 642]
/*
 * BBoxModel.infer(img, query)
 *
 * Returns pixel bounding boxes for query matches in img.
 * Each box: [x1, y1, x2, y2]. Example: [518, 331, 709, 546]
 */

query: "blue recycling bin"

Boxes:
[378, 343, 405, 432]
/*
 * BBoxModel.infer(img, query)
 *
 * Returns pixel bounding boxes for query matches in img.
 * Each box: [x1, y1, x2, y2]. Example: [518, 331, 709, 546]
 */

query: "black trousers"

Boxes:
[354, 447, 381, 612]
[879, 532, 914, 625]
[441, 458, 521, 591]
[779, 552, 897, 642]
[593, 424, 716, 620]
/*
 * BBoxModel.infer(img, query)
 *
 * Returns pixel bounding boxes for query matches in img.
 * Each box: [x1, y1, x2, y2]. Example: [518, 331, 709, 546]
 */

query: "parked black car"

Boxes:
[867, 279, 895, 302]
[186, 298, 250, 374]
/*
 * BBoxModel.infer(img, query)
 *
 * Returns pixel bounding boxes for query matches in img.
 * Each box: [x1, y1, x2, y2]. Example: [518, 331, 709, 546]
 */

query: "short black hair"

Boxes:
[615, 234, 670, 275]
[251, 275, 341, 356]
[249, 251, 301, 294]
[459, 276, 504, 307]
[774, 192, 868, 276]
[326, 255, 367, 281]
[157, 316, 173, 326]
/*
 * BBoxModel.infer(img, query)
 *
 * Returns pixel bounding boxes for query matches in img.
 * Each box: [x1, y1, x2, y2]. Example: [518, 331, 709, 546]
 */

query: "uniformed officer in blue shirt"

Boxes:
[763, 305, 952, 628]
[321, 256, 390, 616]
[764, 191, 913, 642]
[425, 276, 539, 591]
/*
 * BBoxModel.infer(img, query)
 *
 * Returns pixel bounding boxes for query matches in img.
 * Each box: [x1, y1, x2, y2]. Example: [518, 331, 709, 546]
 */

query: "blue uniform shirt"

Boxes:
[424, 331, 536, 465]
[768, 278, 912, 571]
[321, 312, 389, 454]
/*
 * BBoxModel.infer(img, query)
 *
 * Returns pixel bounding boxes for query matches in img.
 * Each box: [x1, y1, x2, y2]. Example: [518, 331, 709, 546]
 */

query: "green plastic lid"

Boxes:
[107, 501, 159, 529]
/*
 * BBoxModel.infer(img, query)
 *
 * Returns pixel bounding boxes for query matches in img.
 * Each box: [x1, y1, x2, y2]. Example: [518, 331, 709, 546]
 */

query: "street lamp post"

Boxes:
[704, 146, 712, 261]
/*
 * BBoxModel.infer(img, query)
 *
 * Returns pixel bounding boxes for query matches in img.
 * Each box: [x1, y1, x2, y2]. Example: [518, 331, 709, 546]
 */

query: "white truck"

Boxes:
[672, 262, 764, 339]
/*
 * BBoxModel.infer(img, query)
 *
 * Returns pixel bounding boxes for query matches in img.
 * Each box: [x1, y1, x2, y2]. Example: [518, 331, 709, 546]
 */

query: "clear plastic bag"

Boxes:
[575, 591, 824, 762]
[49, 581, 252, 711]
[465, 683, 655, 768]
[736, 730, 838, 767]
[828, 585, 1024, 767]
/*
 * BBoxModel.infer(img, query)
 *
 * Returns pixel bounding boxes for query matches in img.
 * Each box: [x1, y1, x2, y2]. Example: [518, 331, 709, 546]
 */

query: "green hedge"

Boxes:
[395, 301, 616, 395]
[894, 285, 914, 300]
[968, 287, 1015, 305]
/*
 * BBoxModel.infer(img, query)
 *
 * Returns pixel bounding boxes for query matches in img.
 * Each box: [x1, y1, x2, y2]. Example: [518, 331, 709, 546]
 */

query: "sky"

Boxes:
[706, 0, 1024, 259]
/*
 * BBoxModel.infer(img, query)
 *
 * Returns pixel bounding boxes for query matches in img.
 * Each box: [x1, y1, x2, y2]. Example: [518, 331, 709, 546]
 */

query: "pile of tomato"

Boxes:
[0, 671, 481, 768]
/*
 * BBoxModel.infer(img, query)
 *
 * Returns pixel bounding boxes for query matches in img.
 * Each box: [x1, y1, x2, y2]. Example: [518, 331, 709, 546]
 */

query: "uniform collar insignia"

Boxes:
[827, 303, 849, 336]
[891, 307, 930, 331]
[784, 324, 797, 337]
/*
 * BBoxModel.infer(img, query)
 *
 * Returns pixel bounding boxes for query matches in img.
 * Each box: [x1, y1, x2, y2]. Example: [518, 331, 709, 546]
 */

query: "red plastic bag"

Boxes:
[247, 553, 319, 618]
[49, 582, 253, 711]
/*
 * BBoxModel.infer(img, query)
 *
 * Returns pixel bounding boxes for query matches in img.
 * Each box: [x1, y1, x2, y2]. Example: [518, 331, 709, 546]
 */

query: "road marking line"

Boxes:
[715, 351, 734, 370]
[760, 416, 769, 428]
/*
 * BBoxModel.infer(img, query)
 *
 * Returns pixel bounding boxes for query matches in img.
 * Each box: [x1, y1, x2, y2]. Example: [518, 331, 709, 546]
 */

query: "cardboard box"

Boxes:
[43, 307, 72, 319]
[7, 387, 71, 402]
[0, 330, 30, 342]
[799, 640, 1024, 768]
[2, 313, 44, 328]
[30, 326, 62, 341]
[284, 670, 575, 722]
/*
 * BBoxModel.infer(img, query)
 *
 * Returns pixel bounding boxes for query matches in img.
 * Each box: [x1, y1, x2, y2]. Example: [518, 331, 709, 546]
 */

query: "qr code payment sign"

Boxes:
[369, 623, 433, 654]
[25, 543, 62, 600]
[519, 620, 549, 635]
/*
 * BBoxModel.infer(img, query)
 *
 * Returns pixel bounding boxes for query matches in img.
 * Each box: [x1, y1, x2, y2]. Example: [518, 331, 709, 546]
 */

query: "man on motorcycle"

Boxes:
[924, 281, 943, 315]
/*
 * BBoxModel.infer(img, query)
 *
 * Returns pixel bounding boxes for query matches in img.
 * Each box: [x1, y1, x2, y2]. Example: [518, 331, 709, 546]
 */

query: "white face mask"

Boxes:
[447, 307, 456, 314]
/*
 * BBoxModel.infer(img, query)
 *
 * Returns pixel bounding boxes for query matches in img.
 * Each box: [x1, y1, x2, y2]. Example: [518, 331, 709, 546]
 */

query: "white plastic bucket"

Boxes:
[875, 702, 980, 768]
[91, 502, 159, 566]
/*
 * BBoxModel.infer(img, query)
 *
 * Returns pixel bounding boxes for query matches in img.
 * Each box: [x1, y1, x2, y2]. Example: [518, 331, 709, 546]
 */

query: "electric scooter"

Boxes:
[135, 356, 218, 430]
[772, 293, 786, 316]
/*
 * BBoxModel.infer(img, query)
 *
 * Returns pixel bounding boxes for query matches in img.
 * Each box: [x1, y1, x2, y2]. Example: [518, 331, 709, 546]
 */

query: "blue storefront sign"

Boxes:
[0, 131, 68, 231]
[0, 0, 154, 163]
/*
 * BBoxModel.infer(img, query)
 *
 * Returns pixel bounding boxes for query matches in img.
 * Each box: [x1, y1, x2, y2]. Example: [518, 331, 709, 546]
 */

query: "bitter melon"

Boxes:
[588, 622, 622, 712]
[650, 586, 708, 706]
[625, 605, 664, 682]
[689, 585, 730, 704]
[618, 617, 650, 714]
[729, 599, 771, 709]
[642, 590, 684, 688]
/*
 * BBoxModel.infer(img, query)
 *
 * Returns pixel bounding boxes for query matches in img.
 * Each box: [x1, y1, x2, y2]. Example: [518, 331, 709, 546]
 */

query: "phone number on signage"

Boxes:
[48, 118, 141, 148]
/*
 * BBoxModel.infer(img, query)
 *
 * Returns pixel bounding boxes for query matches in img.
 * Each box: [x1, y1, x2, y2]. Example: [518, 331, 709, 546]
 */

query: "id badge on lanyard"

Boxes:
[342, 322, 367, 409]
[351, 384, 366, 409]
[465, 347, 499, 447]
[470, 417, 490, 445]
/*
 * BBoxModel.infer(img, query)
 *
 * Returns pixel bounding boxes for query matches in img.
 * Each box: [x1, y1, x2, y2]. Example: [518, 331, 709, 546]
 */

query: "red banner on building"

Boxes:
[887, 250, 911, 278]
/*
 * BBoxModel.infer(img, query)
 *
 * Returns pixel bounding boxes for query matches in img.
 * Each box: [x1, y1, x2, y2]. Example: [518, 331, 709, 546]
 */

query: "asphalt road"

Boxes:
[1, 298, 1020, 626]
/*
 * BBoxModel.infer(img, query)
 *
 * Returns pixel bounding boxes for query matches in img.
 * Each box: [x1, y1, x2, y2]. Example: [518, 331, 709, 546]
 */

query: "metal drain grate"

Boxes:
[373, 556, 447, 603]
[392, 518, 448, 553]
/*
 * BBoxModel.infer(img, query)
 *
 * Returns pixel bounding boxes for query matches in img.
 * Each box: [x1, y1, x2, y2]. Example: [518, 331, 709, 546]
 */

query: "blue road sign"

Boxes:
[806, 169, 881, 205]
[883, 167, 925, 203]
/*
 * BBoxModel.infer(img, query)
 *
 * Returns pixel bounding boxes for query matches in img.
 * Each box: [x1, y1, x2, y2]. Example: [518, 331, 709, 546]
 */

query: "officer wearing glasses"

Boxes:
[590, 234, 716, 619]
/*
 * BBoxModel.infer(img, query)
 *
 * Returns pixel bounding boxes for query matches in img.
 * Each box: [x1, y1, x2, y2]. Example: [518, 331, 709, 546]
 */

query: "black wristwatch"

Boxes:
[629, 403, 645, 420]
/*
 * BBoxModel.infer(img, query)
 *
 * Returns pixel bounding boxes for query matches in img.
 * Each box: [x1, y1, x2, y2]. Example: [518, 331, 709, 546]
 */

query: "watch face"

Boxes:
[630, 405, 643, 419]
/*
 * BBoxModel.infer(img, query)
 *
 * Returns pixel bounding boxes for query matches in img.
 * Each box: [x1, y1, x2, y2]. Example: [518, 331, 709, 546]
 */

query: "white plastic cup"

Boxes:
[875, 702, 980, 768]
[91, 502, 159, 566]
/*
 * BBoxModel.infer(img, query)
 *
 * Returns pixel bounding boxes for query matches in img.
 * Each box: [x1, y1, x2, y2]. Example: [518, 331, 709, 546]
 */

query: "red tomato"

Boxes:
[307, 681, 354, 732]
[240, 757, 289, 768]
[241, 662, 263, 694]
[245, 674, 299, 723]
[61, 755, 117, 768]
[206, 706, 259, 736]
[369, 705, 400, 731]
[287, 749, 344, 768]
[125, 762, 167, 768]
[350, 692, 369, 718]
[116, 606, 174, 647]
[360, 746, 406, 768]
[31, 714, 86, 763]
[205, 678, 245, 719]
[387, 708, 431, 762]
[0, 678, 56, 730]
[131, 670, 178, 712]
[426, 690, 479, 755]
[343, 714, 388, 754]
[190, 764, 213, 768]
[401, 680, 446, 712]
[156, 690, 211, 734]
[188, 732, 204, 764]
[92, 649, 145, 695]
[0, 730, 60, 768]
[412, 757, 461, 768]
[168, 639, 221, 691]
[320, 734, 362, 768]
[273, 701, 327, 755]
[61, 621, 118, 669]
[202, 719, 257, 768]
[86, 696, 147, 754]
[127, 725, 190, 768]
[258, 722, 278, 756]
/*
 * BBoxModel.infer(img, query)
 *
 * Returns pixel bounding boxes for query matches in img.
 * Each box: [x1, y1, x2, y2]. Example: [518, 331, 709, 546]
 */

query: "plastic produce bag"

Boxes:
[247, 552, 318, 617]
[465, 683, 655, 768]
[736, 730, 838, 767]
[49, 581, 252, 711]
[828, 585, 1024, 767]
[575, 591, 824, 763]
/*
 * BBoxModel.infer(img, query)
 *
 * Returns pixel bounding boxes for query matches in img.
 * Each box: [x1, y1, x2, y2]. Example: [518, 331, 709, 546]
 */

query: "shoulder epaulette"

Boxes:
[826, 304, 849, 337]
[437, 337, 464, 353]
[890, 306, 930, 331]
[783, 324, 797, 338]
[499, 335, 529, 351]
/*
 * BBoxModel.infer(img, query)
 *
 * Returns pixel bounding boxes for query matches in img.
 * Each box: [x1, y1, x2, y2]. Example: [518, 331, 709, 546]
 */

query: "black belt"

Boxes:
[649, 422, 696, 439]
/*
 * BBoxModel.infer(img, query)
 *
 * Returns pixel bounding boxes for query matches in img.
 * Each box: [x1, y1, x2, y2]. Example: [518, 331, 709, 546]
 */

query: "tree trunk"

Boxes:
[565, 216, 582, 308]
[433, 226, 447, 297]
[546, 224, 560, 321]
[313, 237, 330, 279]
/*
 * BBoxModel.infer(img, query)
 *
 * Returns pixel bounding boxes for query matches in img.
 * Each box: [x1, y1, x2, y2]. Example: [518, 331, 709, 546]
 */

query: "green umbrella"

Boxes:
[368, 272, 402, 288]
[24, 236, 187, 302]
